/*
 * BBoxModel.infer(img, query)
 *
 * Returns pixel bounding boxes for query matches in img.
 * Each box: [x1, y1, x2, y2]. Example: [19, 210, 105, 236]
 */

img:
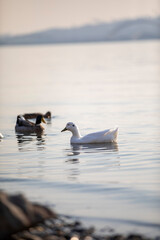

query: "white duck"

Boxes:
[61, 122, 118, 144]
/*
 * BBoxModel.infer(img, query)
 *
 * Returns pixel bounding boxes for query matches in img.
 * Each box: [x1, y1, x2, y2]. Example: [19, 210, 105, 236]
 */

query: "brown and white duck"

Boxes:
[15, 115, 46, 134]
[23, 111, 51, 119]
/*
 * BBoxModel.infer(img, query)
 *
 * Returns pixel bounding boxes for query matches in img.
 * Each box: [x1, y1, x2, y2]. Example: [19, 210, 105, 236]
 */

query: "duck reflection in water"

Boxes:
[66, 142, 118, 160]
[16, 133, 46, 152]
[71, 142, 118, 154]
[65, 142, 119, 181]
[65, 157, 80, 181]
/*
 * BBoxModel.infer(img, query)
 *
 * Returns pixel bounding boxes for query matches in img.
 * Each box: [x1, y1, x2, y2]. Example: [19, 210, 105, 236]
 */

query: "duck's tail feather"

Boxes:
[113, 126, 118, 142]
[104, 126, 118, 142]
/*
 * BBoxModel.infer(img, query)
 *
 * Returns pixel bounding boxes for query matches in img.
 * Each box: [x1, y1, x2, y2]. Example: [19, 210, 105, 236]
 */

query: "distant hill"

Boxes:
[0, 17, 160, 45]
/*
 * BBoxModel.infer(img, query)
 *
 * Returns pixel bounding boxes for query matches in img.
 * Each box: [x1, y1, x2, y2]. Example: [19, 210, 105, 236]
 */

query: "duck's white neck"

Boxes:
[71, 127, 81, 138]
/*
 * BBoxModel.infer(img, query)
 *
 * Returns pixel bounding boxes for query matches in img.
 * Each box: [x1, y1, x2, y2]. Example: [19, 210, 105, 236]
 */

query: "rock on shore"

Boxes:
[0, 191, 56, 239]
[0, 191, 156, 240]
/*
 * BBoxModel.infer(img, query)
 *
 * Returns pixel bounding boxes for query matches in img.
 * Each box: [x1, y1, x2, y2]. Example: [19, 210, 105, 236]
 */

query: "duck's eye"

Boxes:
[72, 124, 75, 127]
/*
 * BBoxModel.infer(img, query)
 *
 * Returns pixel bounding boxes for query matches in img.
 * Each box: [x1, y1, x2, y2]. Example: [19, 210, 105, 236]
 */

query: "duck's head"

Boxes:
[36, 115, 46, 125]
[61, 122, 77, 133]
[44, 111, 51, 118]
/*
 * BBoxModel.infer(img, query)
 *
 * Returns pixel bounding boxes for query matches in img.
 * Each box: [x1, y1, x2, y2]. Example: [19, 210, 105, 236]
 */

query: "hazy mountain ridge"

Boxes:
[0, 17, 160, 45]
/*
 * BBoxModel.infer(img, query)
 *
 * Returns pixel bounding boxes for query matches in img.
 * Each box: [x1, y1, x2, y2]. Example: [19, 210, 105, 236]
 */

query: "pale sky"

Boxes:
[0, 0, 160, 35]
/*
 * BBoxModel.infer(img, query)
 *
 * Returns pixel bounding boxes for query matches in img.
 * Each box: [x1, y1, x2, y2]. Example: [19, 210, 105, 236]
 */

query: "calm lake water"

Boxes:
[0, 40, 160, 237]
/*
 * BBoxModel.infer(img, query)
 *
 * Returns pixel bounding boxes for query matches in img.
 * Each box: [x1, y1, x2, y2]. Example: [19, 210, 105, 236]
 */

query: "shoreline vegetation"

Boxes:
[0, 191, 158, 240]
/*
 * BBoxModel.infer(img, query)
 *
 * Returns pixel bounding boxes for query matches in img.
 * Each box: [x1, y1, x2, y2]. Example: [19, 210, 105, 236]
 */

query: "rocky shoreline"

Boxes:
[0, 191, 158, 240]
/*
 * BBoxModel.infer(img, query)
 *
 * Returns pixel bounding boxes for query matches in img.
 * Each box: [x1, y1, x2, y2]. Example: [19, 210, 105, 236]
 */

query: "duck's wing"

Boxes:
[18, 116, 34, 127]
[23, 113, 41, 119]
[81, 128, 118, 143]
[81, 129, 110, 143]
